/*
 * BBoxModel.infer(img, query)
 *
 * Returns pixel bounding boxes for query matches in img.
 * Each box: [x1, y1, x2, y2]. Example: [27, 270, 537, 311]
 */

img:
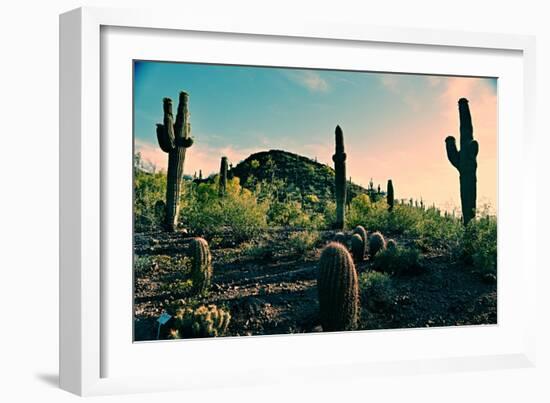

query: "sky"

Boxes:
[134, 61, 497, 213]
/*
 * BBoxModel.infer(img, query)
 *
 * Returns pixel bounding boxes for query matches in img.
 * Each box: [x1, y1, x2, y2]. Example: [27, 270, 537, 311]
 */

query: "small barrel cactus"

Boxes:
[386, 239, 398, 251]
[334, 231, 347, 246]
[350, 233, 365, 263]
[170, 304, 231, 338]
[368, 231, 386, 258]
[189, 237, 212, 295]
[317, 242, 359, 331]
[352, 225, 368, 243]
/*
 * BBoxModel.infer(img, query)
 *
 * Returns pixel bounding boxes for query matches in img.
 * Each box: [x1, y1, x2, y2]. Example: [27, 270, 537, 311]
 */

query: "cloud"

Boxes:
[135, 137, 262, 177]
[379, 75, 400, 92]
[283, 70, 329, 92]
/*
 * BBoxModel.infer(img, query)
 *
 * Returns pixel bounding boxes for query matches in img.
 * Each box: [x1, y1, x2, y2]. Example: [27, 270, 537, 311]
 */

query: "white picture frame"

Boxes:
[59, 6, 537, 396]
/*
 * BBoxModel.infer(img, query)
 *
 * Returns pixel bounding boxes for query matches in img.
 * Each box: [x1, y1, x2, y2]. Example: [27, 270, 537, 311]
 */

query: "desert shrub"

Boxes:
[372, 246, 422, 276]
[359, 271, 394, 311]
[267, 200, 325, 229]
[158, 279, 193, 295]
[133, 155, 167, 232]
[287, 230, 321, 255]
[169, 304, 231, 339]
[462, 214, 497, 276]
[181, 178, 269, 241]
[240, 241, 275, 261]
[346, 195, 464, 255]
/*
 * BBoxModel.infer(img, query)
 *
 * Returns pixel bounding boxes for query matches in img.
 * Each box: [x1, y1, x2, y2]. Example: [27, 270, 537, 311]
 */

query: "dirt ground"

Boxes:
[134, 230, 496, 341]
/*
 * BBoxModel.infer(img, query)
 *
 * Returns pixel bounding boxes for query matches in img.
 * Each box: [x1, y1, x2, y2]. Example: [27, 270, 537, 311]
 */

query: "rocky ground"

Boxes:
[133, 229, 496, 341]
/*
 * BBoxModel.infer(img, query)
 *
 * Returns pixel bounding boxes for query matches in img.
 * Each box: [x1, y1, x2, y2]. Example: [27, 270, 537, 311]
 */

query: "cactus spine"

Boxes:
[445, 98, 478, 226]
[156, 92, 194, 231]
[219, 156, 228, 197]
[332, 125, 347, 230]
[317, 242, 359, 331]
[387, 179, 394, 212]
[189, 237, 212, 295]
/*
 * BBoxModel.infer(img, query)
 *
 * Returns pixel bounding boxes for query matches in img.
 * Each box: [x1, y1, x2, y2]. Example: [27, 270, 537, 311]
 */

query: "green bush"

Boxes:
[134, 155, 167, 232]
[359, 271, 394, 311]
[287, 230, 320, 255]
[462, 215, 497, 276]
[180, 178, 269, 241]
[372, 245, 422, 276]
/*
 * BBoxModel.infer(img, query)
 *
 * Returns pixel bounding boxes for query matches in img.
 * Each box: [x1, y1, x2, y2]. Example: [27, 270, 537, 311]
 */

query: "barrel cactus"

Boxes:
[445, 98, 478, 226]
[386, 239, 397, 251]
[332, 125, 347, 230]
[352, 225, 369, 257]
[352, 225, 368, 244]
[156, 92, 194, 231]
[170, 304, 231, 338]
[219, 156, 228, 197]
[387, 179, 394, 212]
[368, 231, 386, 257]
[317, 242, 359, 331]
[334, 231, 347, 246]
[189, 237, 212, 295]
[350, 233, 365, 263]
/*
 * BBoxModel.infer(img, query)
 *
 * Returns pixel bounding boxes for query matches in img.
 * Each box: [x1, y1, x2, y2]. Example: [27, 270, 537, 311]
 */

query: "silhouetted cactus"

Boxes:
[350, 233, 365, 263]
[332, 125, 347, 230]
[368, 231, 386, 257]
[387, 180, 394, 212]
[189, 237, 212, 295]
[156, 92, 194, 231]
[445, 98, 478, 226]
[219, 156, 228, 197]
[317, 242, 359, 331]
[170, 304, 231, 338]
[334, 232, 347, 246]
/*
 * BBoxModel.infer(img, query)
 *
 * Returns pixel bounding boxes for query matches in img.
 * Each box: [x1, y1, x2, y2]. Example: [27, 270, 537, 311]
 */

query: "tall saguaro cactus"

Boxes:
[387, 179, 394, 212]
[332, 125, 347, 230]
[218, 156, 228, 197]
[156, 92, 194, 231]
[445, 98, 478, 226]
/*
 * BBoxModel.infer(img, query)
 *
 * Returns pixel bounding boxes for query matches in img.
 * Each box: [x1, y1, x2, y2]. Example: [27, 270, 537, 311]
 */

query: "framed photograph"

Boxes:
[60, 7, 537, 396]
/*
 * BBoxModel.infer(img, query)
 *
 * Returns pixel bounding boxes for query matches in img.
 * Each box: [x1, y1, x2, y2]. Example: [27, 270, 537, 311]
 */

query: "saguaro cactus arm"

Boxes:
[156, 124, 173, 153]
[174, 92, 194, 148]
[445, 136, 460, 169]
